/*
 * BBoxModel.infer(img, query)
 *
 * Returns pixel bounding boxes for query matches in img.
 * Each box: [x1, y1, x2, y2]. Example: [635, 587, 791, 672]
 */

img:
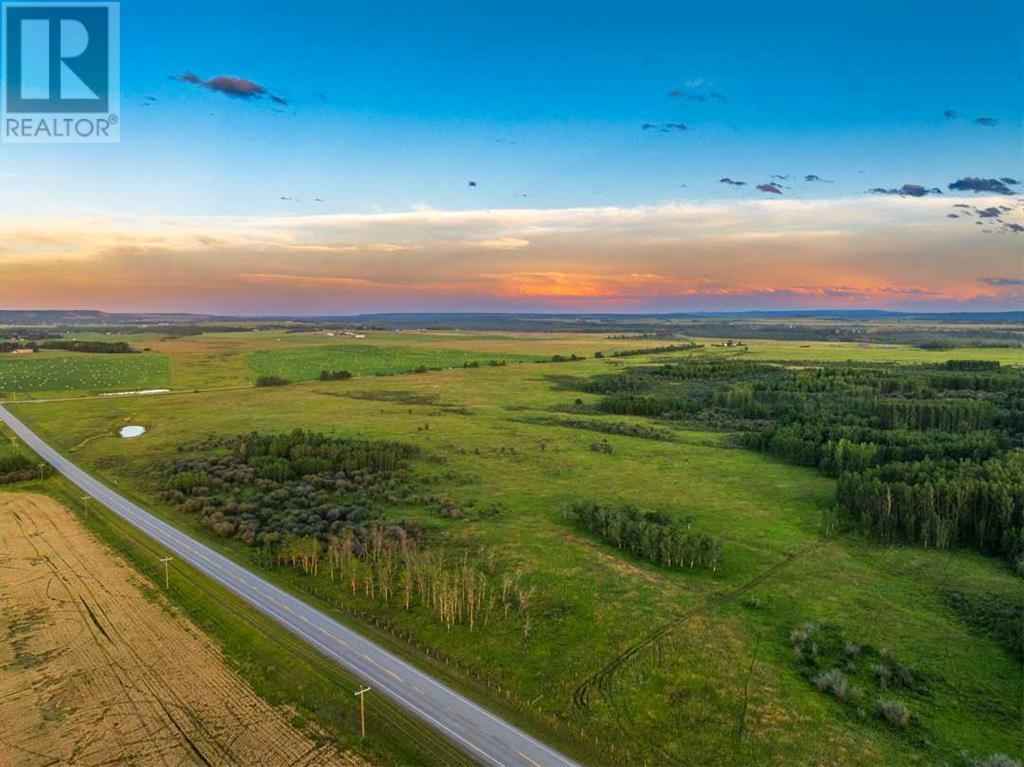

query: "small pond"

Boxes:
[119, 425, 146, 438]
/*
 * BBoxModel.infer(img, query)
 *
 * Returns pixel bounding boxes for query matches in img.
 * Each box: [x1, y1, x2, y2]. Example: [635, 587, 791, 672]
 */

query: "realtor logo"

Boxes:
[3, 2, 120, 142]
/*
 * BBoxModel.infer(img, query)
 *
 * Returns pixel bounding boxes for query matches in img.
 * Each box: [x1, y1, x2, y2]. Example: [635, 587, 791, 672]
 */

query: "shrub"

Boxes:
[977, 755, 1021, 767]
[0, 453, 34, 477]
[790, 623, 815, 649]
[813, 669, 849, 700]
[871, 663, 891, 688]
[255, 375, 289, 387]
[318, 369, 353, 381]
[876, 699, 909, 728]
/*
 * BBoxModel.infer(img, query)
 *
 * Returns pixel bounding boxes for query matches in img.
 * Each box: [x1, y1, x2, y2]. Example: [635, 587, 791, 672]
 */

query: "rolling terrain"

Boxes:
[1, 322, 1021, 766]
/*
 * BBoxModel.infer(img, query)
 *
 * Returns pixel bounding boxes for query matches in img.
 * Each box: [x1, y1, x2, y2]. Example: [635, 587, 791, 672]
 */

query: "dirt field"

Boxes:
[0, 493, 367, 767]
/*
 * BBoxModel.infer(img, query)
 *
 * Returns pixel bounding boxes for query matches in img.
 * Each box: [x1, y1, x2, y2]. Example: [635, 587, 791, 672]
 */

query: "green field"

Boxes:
[246, 343, 543, 381]
[7, 331, 1021, 767]
[0, 351, 171, 395]
[1, 324, 1019, 397]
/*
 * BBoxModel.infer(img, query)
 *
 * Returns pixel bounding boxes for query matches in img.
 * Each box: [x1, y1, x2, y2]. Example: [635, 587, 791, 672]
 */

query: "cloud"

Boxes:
[2, 197, 1019, 312]
[641, 122, 688, 133]
[719, 178, 746, 186]
[472, 237, 531, 250]
[975, 207, 1003, 219]
[173, 71, 287, 104]
[948, 177, 1015, 195]
[756, 182, 783, 195]
[942, 109, 957, 119]
[804, 174, 833, 183]
[977, 276, 1024, 286]
[973, 117, 998, 126]
[1000, 177, 1020, 185]
[869, 184, 942, 197]
[668, 81, 726, 103]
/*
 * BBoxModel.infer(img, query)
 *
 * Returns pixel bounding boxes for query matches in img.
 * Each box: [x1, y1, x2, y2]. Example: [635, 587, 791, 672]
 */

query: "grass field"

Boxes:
[8, 333, 1021, 767]
[705, 338, 1024, 365]
[1, 326, 1019, 397]
[246, 343, 543, 382]
[0, 351, 170, 395]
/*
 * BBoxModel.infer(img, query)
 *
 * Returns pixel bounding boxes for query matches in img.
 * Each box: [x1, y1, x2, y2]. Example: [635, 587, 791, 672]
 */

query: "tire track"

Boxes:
[570, 540, 825, 766]
[1, 493, 368, 767]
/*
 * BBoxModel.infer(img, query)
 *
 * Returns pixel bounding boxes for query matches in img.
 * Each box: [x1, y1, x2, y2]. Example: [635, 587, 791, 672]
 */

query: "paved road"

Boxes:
[0, 404, 581, 767]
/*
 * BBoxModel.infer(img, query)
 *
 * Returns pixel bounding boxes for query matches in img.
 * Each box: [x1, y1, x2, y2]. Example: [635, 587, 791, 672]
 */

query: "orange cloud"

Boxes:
[1, 198, 1020, 312]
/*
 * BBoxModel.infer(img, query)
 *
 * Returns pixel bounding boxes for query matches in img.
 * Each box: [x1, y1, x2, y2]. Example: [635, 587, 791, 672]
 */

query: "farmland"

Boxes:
[3, 323, 1022, 396]
[0, 492, 369, 767]
[4, 321, 1021, 767]
[0, 351, 170, 395]
[246, 343, 542, 382]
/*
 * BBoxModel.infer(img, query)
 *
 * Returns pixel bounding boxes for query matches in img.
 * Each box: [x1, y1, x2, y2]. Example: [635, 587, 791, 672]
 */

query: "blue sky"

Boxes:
[2, 0, 1022, 312]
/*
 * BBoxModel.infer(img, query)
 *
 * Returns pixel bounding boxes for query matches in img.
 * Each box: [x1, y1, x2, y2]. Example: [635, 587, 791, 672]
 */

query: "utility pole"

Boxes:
[354, 685, 371, 738]
[81, 496, 90, 515]
[37, 462, 47, 480]
[159, 556, 173, 590]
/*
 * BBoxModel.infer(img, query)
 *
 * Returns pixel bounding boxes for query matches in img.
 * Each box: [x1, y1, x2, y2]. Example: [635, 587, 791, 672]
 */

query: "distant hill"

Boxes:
[1, 309, 1021, 329]
[0, 310, 214, 325]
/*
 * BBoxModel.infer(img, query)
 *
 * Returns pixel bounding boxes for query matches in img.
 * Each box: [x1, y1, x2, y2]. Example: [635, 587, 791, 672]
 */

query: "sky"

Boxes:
[1, 0, 1022, 314]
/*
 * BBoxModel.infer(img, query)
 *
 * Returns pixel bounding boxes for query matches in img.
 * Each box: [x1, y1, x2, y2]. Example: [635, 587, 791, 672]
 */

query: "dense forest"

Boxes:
[571, 357, 1024, 571]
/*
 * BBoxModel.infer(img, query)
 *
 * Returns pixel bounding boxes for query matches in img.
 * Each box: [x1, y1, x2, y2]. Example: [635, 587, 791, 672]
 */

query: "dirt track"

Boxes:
[0, 493, 367, 767]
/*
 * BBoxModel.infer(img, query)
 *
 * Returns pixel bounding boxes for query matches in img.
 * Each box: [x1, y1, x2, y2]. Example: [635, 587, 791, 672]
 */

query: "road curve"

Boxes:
[0, 404, 582, 767]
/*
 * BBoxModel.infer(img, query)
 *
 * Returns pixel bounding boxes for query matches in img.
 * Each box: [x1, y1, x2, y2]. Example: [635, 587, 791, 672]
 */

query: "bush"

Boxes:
[790, 623, 815, 649]
[977, 755, 1021, 767]
[876, 699, 909, 728]
[871, 663, 891, 689]
[255, 375, 289, 387]
[0, 453, 34, 475]
[813, 669, 850, 699]
[318, 369, 353, 381]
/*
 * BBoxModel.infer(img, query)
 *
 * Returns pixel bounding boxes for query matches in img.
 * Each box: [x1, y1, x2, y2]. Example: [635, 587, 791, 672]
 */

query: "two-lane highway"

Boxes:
[0, 404, 581, 767]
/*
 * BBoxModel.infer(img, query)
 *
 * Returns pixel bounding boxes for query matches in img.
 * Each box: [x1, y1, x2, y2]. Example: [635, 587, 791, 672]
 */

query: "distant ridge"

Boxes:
[1, 309, 1021, 324]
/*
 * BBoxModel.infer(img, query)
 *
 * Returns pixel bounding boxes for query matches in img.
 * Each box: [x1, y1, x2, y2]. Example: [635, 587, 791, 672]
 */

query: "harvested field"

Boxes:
[0, 493, 367, 767]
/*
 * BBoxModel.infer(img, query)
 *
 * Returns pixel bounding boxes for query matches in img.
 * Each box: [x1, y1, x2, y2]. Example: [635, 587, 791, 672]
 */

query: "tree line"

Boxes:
[572, 357, 1024, 571]
[567, 502, 723, 572]
[274, 528, 534, 632]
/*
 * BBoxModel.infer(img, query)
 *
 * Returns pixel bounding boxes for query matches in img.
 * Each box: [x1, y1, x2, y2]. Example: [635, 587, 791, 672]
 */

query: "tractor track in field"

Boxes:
[1, 493, 368, 767]
[1, 404, 582, 767]
[571, 540, 825, 764]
